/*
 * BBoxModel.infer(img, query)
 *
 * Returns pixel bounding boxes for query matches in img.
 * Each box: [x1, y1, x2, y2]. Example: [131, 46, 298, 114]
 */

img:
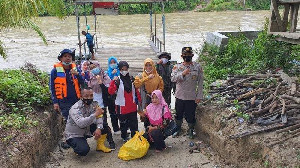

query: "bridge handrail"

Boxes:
[150, 32, 164, 52]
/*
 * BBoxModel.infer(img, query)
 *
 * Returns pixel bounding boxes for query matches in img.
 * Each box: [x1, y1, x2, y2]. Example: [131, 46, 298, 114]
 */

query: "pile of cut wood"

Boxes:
[206, 71, 300, 140]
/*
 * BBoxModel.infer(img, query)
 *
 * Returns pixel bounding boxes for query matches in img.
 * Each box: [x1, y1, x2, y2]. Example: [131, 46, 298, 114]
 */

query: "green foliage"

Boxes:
[0, 0, 67, 58]
[198, 0, 244, 12]
[0, 113, 38, 130]
[119, 0, 201, 14]
[0, 68, 51, 113]
[198, 23, 300, 85]
[198, 0, 270, 12]
[246, 0, 270, 10]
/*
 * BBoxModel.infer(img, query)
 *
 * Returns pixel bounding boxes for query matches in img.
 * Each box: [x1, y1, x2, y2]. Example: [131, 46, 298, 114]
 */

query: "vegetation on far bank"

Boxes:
[197, 22, 300, 90]
[39, 0, 271, 16]
[0, 63, 51, 131]
[197, 0, 271, 12]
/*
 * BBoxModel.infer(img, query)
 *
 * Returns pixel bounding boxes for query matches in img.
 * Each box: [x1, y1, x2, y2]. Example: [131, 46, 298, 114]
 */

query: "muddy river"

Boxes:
[0, 10, 273, 72]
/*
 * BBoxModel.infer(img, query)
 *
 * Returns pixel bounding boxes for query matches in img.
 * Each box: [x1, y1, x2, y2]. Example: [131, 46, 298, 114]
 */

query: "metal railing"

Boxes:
[150, 33, 164, 53]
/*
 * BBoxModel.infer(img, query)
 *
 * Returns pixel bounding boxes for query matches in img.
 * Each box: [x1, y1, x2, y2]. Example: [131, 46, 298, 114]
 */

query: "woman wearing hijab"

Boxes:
[107, 56, 120, 80]
[141, 90, 172, 152]
[79, 60, 91, 88]
[105, 56, 121, 133]
[134, 58, 164, 112]
[88, 62, 116, 151]
[108, 61, 141, 142]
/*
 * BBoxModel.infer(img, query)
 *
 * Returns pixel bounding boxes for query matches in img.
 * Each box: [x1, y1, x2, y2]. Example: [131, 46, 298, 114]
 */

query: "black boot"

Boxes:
[172, 119, 182, 137]
[106, 130, 116, 150]
[188, 123, 195, 139]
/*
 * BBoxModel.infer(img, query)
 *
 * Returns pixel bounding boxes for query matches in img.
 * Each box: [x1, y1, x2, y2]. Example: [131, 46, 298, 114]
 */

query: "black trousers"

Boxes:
[175, 98, 197, 124]
[59, 98, 78, 120]
[162, 87, 172, 106]
[107, 98, 120, 132]
[144, 129, 166, 151]
[119, 112, 138, 139]
[101, 108, 114, 143]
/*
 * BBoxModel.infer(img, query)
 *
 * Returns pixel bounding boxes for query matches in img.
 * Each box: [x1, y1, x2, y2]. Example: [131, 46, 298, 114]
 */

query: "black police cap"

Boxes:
[182, 47, 193, 54]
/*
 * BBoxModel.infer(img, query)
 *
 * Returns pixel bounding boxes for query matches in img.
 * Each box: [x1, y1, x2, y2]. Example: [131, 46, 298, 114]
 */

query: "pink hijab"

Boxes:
[146, 90, 172, 126]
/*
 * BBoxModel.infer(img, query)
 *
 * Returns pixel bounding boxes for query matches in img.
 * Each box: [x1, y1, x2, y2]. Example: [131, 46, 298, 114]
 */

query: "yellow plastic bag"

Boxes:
[118, 131, 150, 161]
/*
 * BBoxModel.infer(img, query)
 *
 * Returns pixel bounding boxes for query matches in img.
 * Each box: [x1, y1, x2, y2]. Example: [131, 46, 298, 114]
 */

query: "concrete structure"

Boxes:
[206, 31, 260, 48]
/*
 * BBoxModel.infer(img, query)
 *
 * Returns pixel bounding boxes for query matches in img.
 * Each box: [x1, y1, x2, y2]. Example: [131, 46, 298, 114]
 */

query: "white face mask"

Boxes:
[120, 71, 128, 76]
[144, 69, 153, 74]
[161, 58, 169, 64]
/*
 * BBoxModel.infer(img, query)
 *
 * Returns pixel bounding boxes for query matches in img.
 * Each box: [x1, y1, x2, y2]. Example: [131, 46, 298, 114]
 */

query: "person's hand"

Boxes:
[53, 103, 60, 113]
[93, 128, 101, 140]
[70, 69, 79, 75]
[195, 99, 201, 104]
[112, 69, 117, 74]
[94, 106, 104, 117]
[138, 110, 146, 118]
[113, 76, 119, 81]
[182, 68, 190, 76]
[96, 75, 102, 85]
[148, 74, 154, 79]
[147, 126, 157, 133]
[157, 59, 163, 65]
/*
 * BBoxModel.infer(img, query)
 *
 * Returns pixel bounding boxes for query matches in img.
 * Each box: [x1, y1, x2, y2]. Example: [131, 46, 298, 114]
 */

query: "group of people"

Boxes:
[49, 46, 203, 156]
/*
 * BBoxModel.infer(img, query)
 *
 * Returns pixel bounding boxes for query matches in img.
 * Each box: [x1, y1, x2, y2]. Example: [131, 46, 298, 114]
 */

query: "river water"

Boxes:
[0, 10, 273, 72]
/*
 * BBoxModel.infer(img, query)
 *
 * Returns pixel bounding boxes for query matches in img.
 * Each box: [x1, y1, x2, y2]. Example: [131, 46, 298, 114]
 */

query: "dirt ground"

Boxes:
[45, 117, 226, 168]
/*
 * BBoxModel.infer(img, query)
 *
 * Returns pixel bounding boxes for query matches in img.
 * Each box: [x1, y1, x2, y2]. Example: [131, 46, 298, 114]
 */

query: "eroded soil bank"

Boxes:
[196, 105, 300, 168]
[0, 112, 63, 168]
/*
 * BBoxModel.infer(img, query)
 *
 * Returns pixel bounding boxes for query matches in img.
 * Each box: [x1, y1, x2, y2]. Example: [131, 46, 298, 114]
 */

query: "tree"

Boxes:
[0, 0, 67, 58]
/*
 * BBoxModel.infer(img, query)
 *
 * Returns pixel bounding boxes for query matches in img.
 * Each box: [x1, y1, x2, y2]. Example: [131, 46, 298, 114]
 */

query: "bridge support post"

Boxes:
[75, 3, 82, 61]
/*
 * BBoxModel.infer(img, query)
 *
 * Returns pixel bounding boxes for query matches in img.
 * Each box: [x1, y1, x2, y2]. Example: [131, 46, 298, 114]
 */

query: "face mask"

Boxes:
[110, 63, 118, 69]
[144, 69, 153, 74]
[82, 98, 93, 105]
[91, 68, 100, 75]
[120, 71, 128, 76]
[62, 61, 71, 66]
[161, 58, 169, 64]
[183, 56, 193, 62]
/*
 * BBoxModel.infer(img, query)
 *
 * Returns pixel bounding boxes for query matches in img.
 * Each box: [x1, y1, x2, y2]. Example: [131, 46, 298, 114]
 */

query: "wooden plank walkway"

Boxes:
[94, 46, 158, 76]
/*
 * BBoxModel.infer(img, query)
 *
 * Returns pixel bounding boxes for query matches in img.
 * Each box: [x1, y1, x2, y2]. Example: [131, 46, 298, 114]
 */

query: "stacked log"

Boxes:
[206, 71, 300, 139]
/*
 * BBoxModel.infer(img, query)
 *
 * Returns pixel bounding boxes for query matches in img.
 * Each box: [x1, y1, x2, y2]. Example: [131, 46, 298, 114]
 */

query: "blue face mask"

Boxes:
[110, 63, 118, 69]
[92, 68, 100, 75]
[62, 61, 71, 66]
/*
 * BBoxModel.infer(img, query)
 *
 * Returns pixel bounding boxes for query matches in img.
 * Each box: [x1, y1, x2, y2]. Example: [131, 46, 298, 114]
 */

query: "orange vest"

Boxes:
[54, 63, 81, 99]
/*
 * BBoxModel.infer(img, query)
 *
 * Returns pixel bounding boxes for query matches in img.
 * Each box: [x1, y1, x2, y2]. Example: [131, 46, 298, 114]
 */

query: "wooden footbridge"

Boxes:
[269, 0, 300, 44]
[74, 0, 168, 76]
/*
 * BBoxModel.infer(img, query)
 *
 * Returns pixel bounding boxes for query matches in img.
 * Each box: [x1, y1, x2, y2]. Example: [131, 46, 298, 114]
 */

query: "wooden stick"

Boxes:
[276, 123, 300, 133]
[280, 95, 300, 104]
[281, 98, 286, 114]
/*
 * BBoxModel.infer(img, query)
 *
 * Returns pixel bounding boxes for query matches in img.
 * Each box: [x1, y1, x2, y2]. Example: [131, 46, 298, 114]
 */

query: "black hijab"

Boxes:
[119, 61, 132, 93]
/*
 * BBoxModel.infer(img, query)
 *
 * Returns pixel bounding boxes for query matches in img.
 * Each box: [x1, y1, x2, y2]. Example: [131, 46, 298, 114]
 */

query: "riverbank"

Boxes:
[196, 104, 300, 167]
[0, 110, 63, 167]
